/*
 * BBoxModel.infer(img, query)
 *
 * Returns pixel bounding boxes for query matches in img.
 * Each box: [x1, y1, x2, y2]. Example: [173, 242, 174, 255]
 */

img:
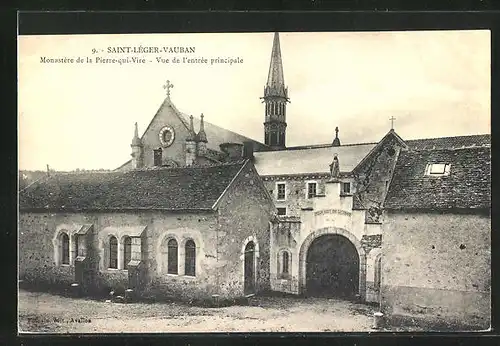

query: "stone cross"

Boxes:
[163, 80, 174, 98]
[389, 116, 396, 130]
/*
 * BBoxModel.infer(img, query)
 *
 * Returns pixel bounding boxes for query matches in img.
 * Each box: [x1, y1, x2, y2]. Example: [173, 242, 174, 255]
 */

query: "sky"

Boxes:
[18, 30, 491, 171]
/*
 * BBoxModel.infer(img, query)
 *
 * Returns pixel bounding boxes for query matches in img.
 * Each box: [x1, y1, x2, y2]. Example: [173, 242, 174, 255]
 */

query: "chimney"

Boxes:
[219, 142, 244, 161]
[243, 141, 255, 160]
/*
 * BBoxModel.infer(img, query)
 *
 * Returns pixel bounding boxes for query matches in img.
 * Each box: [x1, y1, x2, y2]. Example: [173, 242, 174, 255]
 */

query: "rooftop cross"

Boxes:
[163, 80, 174, 98]
[390, 116, 396, 130]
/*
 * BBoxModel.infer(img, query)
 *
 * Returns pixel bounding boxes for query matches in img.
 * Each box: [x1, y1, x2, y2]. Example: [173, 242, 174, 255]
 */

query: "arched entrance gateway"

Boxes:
[306, 235, 359, 297]
[299, 227, 366, 300]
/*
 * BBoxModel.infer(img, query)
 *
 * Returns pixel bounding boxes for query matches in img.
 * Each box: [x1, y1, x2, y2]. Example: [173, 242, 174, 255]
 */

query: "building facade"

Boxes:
[382, 145, 491, 329]
[18, 32, 491, 328]
[19, 161, 275, 300]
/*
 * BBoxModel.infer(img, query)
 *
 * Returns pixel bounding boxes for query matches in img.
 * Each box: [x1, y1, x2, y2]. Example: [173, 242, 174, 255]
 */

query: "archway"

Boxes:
[306, 234, 359, 298]
[244, 241, 256, 294]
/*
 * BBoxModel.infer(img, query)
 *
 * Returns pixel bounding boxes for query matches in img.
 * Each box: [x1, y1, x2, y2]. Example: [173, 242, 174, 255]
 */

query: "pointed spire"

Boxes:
[332, 126, 341, 147]
[265, 32, 287, 98]
[186, 115, 196, 141]
[196, 113, 208, 143]
[131, 122, 142, 146]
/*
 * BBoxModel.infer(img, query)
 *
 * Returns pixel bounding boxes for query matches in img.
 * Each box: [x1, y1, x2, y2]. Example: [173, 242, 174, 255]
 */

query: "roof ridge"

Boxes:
[406, 133, 491, 142]
[406, 145, 491, 153]
[263, 141, 378, 152]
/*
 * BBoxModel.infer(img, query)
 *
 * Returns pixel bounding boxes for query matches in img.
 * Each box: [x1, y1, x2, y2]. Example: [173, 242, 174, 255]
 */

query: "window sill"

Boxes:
[340, 193, 353, 197]
[60, 264, 71, 267]
[166, 273, 179, 277]
[183, 275, 197, 279]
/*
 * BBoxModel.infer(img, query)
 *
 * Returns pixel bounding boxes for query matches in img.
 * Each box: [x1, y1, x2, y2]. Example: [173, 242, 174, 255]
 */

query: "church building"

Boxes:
[19, 32, 490, 329]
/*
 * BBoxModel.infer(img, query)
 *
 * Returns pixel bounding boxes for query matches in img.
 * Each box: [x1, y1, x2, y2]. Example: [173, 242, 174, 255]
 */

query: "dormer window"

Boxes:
[425, 163, 451, 176]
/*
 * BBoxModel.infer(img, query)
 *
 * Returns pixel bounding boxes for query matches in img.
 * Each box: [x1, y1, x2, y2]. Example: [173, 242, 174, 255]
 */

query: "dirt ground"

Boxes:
[18, 289, 379, 333]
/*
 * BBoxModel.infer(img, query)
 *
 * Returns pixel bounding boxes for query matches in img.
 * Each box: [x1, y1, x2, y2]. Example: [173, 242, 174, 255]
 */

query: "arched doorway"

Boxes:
[306, 234, 359, 298]
[244, 241, 256, 294]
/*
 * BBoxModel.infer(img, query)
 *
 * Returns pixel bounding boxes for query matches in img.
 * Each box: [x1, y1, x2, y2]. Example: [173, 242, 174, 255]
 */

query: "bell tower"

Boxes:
[262, 32, 289, 149]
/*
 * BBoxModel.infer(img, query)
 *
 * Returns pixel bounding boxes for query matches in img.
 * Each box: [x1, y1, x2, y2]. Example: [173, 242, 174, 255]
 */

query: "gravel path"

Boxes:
[18, 289, 378, 333]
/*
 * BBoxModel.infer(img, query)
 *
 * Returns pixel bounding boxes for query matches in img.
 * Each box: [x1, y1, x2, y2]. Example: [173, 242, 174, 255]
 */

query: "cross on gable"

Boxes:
[389, 116, 396, 130]
[163, 80, 174, 98]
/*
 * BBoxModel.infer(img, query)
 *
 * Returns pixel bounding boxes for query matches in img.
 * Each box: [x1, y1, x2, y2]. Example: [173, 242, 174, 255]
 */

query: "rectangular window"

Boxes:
[307, 182, 317, 199]
[425, 163, 451, 176]
[342, 182, 351, 194]
[277, 183, 286, 200]
[277, 207, 287, 216]
[430, 163, 446, 174]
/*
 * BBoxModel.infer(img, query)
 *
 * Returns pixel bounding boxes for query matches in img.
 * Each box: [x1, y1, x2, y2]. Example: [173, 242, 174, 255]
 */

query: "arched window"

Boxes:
[167, 239, 178, 274]
[109, 236, 118, 269]
[282, 251, 289, 274]
[185, 240, 196, 276]
[61, 232, 69, 265]
[123, 236, 132, 270]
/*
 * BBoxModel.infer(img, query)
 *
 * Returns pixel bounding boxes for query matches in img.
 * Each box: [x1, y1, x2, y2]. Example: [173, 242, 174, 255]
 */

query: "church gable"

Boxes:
[140, 97, 192, 168]
[351, 130, 408, 221]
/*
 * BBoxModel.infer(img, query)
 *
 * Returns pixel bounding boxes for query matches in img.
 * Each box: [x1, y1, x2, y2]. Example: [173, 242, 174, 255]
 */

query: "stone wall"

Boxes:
[263, 176, 330, 216]
[216, 162, 275, 297]
[19, 211, 221, 299]
[381, 209, 491, 329]
[140, 101, 190, 168]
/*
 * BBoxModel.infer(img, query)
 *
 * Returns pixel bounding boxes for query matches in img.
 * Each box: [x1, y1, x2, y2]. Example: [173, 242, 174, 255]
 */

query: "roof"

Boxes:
[177, 113, 268, 153]
[20, 161, 247, 212]
[253, 142, 376, 176]
[265, 32, 287, 98]
[384, 147, 491, 210]
[406, 134, 490, 150]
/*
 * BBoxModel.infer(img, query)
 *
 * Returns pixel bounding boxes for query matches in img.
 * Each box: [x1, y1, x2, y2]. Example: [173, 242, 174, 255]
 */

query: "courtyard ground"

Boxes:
[18, 288, 380, 333]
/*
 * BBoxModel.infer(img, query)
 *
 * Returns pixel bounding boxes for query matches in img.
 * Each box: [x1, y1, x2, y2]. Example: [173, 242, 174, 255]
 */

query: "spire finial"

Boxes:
[163, 80, 174, 98]
[332, 126, 341, 147]
[186, 115, 196, 141]
[265, 32, 286, 95]
[390, 116, 396, 130]
[197, 113, 208, 143]
[131, 122, 142, 146]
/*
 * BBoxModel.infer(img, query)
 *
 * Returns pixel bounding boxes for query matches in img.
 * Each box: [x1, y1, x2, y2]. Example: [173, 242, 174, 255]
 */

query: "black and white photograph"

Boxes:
[18, 29, 491, 333]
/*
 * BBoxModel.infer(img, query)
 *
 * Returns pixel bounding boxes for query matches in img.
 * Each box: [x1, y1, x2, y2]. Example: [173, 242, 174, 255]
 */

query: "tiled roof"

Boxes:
[178, 114, 269, 153]
[384, 147, 491, 210]
[406, 134, 490, 150]
[20, 161, 247, 212]
[253, 143, 376, 176]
